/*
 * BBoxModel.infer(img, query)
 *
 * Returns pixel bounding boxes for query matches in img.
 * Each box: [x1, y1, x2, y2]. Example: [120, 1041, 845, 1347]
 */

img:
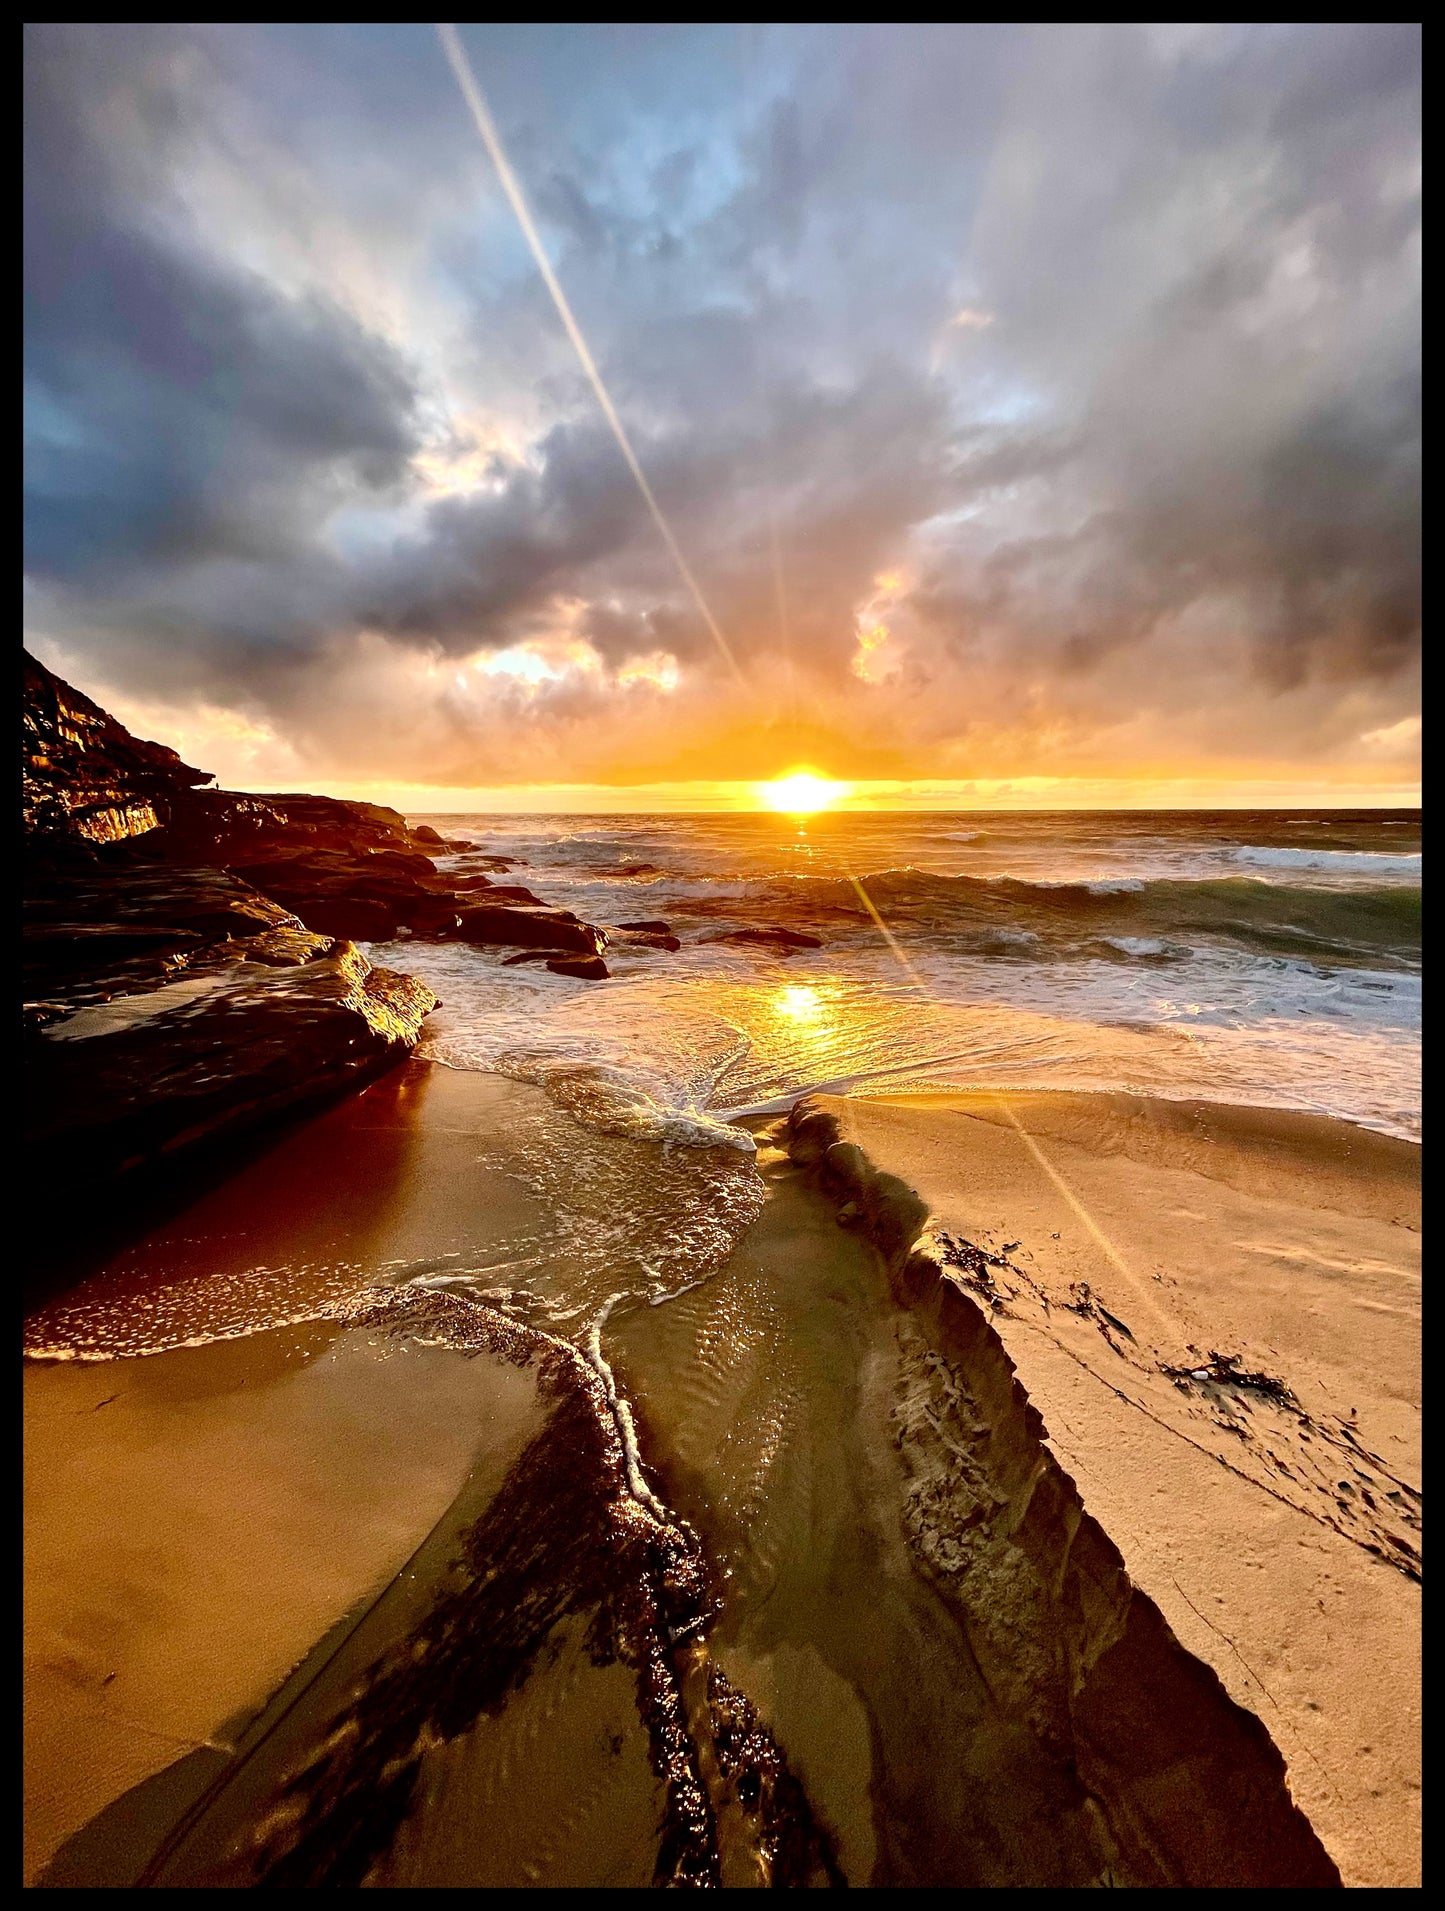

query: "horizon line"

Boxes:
[226, 775, 1420, 815]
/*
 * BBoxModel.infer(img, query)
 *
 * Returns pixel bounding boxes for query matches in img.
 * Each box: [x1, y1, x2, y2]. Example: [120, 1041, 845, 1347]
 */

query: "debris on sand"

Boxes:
[1160, 1350, 1297, 1407]
[1063, 1280, 1136, 1346]
[931, 1231, 1016, 1311]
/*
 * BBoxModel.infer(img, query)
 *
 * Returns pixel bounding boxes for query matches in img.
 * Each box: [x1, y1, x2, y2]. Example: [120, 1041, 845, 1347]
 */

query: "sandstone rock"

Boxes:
[22, 663, 448, 1189]
[25, 936, 437, 1189]
[122, 782, 445, 873]
[24, 867, 302, 1009]
[465, 883, 543, 905]
[617, 919, 673, 934]
[224, 847, 458, 940]
[286, 897, 403, 940]
[607, 927, 682, 952]
[455, 904, 606, 956]
[236, 926, 340, 966]
[545, 954, 610, 980]
[130, 787, 300, 864]
[499, 948, 610, 979]
[20, 660, 617, 1106]
[24, 866, 300, 940]
[23, 652, 212, 846]
[408, 902, 464, 937]
[245, 792, 428, 857]
[408, 826, 474, 854]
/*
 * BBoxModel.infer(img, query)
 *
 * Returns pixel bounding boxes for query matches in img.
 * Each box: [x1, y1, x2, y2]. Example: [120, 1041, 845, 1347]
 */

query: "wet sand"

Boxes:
[23, 1066, 555, 1884]
[23, 1064, 1412, 1886]
[23, 1311, 549, 1884]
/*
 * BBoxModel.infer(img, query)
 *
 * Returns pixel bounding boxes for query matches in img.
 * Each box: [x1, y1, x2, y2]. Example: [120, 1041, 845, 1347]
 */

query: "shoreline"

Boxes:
[24, 1062, 1418, 1885]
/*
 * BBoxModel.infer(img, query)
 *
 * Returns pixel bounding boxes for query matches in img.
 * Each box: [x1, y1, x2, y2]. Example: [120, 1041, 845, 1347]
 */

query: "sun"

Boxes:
[758, 770, 851, 814]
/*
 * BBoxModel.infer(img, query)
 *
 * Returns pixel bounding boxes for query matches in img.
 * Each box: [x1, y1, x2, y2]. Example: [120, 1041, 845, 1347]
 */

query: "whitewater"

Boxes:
[373, 807, 1420, 1147]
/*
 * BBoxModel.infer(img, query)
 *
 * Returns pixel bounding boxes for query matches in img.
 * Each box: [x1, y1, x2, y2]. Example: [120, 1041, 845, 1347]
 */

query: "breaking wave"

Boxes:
[773, 869, 1420, 968]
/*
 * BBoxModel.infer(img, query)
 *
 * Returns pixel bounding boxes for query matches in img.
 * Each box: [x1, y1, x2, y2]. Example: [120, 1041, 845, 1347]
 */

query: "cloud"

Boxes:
[23, 22, 1420, 789]
[24, 26, 421, 589]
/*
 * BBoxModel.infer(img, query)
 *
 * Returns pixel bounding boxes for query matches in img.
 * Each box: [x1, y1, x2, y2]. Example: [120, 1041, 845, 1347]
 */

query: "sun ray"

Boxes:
[435, 23, 745, 689]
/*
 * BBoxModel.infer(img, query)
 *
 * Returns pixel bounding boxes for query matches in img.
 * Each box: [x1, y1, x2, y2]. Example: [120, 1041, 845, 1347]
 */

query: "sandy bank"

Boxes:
[813, 1088, 1420, 1888]
[24, 1311, 550, 1886]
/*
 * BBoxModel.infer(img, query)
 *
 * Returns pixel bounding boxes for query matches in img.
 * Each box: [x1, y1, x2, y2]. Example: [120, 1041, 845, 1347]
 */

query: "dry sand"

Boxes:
[823, 1088, 1421, 1889]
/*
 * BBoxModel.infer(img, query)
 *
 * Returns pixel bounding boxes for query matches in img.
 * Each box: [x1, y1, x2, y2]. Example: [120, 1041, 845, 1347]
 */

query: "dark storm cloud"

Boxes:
[923, 21, 1422, 692]
[23, 21, 1420, 781]
[348, 357, 953, 679]
[24, 25, 420, 587]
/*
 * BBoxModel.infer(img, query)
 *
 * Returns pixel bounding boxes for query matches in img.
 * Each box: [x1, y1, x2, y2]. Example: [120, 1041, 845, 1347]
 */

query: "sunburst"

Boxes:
[758, 771, 850, 814]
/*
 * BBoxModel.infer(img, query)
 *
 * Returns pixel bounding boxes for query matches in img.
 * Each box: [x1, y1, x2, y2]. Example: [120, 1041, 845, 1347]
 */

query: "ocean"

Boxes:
[27, 807, 1419, 1357]
[386, 807, 1421, 1147]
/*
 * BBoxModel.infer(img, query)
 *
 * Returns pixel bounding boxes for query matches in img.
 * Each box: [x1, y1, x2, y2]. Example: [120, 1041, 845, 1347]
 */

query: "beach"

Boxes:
[23, 1061, 1418, 1886]
[817, 1088, 1421, 1886]
[25, 15, 1421, 1886]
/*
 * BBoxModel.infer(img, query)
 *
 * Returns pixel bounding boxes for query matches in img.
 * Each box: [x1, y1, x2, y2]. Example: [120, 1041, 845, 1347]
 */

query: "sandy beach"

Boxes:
[822, 1089, 1421, 1887]
[24, 10, 1422, 1888]
[23, 1061, 1417, 1885]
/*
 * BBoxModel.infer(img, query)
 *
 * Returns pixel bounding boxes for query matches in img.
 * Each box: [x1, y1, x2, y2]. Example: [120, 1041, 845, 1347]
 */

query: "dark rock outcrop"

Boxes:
[544, 954, 610, 980]
[608, 926, 683, 952]
[131, 785, 460, 879]
[409, 825, 474, 853]
[467, 884, 544, 905]
[498, 949, 610, 982]
[224, 847, 463, 940]
[26, 865, 298, 952]
[26, 932, 437, 1188]
[21, 651, 637, 1189]
[455, 903, 607, 956]
[21, 659, 449, 1186]
[23, 655, 613, 963]
[23, 867, 304, 1025]
[704, 926, 825, 951]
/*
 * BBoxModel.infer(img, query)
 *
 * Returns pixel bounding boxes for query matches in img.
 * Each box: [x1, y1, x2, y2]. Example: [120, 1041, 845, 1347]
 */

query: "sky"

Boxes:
[24, 23, 1421, 810]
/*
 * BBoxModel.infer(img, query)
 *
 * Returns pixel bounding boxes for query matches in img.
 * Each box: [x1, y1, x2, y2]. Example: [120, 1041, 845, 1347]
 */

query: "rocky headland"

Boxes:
[22, 653, 617, 1193]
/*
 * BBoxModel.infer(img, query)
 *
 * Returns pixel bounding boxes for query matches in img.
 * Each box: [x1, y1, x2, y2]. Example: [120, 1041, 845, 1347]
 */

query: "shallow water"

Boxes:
[381, 807, 1420, 1143]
